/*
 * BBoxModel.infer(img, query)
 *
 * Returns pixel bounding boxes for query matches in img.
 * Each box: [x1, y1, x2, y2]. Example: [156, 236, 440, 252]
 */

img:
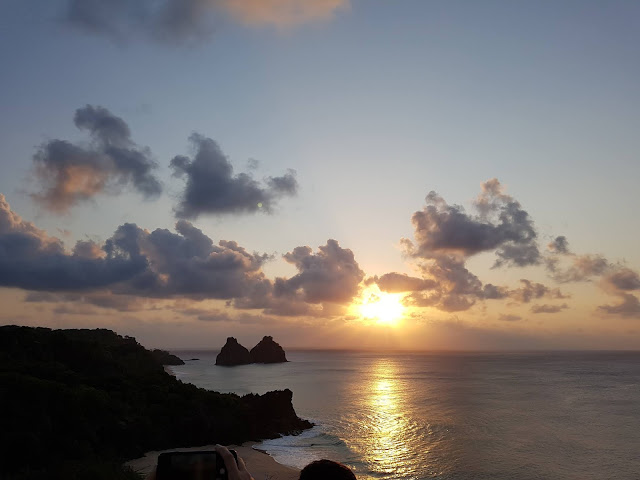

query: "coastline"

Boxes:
[125, 441, 300, 480]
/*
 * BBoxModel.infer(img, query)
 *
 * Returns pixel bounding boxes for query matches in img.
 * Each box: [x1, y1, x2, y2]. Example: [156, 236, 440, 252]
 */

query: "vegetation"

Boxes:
[0, 326, 311, 480]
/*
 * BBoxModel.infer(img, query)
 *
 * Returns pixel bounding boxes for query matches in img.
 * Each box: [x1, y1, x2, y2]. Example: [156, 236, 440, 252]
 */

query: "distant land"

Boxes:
[0, 326, 311, 479]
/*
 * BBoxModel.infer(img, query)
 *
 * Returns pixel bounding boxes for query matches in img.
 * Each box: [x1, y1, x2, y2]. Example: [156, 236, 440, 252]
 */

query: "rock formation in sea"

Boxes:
[215, 337, 252, 366]
[250, 335, 288, 363]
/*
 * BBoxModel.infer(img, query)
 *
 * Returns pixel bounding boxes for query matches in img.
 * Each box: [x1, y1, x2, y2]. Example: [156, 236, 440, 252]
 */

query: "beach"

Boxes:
[125, 442, 300, 480]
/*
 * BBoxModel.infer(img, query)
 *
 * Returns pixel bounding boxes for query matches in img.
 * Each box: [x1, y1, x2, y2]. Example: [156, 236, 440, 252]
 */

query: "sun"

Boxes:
[358, 288, 405, 326]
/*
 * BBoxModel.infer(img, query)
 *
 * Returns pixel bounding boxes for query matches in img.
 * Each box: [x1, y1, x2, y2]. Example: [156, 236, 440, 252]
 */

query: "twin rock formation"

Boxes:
[216, 336, 287, 366]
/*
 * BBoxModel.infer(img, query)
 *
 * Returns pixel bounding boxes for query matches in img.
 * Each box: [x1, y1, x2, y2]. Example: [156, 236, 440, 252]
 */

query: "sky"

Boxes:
[1, 0, 639, 350]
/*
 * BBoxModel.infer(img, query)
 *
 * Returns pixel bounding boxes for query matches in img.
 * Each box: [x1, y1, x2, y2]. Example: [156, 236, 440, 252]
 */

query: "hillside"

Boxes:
[0, 326, 312, 479]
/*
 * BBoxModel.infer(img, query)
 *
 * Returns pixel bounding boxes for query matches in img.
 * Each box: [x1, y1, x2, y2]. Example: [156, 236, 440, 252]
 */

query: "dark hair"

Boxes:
[299, 459, 356, 480]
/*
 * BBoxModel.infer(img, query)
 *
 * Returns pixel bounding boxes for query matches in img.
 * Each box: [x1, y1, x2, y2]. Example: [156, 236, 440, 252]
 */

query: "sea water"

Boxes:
[169, 351, 640, 480]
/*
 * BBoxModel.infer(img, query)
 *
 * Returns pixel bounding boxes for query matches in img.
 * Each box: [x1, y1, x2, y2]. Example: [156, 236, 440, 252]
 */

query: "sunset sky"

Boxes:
[1, 0, 639, 350]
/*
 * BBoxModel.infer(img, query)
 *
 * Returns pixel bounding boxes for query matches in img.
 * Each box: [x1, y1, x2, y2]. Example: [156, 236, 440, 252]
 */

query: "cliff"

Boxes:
[0, 325, 311, 479]
[215, 337, 252, 366]
[151, 348, 185, 365]
[250, 335, 288, 363]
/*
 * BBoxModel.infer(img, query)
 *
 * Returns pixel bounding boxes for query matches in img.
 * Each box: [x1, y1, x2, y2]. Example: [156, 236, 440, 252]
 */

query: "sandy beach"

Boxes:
[125, 442, 300, 480]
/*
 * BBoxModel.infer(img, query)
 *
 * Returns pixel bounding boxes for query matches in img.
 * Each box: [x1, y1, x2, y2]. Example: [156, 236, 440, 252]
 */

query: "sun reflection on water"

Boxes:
[355, 360, 415, 477]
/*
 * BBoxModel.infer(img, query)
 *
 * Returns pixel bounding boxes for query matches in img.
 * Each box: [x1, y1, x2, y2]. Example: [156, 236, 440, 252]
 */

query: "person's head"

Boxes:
[299, 459, 356, 480]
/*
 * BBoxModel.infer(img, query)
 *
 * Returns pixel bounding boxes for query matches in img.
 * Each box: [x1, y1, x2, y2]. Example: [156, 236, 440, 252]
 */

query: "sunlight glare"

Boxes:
[359, 289, 405, 326]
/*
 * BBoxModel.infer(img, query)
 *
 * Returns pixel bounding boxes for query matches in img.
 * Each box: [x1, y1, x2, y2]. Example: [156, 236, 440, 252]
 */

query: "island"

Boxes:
[215, 336, 289, 366]
[250, 335, 288, 363]
[0, 325, 312, 479]
[215, 336, 252, 366]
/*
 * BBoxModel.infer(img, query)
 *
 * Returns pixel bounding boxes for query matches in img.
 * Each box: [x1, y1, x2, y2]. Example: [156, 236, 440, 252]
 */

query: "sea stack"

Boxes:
[215, 337, 252, 366]
[250, 336, 288, 363]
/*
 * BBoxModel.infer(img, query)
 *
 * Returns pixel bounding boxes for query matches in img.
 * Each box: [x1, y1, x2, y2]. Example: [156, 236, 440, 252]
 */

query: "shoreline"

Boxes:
[125, 441, 300, 480]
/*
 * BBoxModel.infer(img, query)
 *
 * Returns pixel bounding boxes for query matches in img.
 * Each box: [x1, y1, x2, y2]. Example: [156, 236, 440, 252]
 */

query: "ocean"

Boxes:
[169, 350, 640, 480]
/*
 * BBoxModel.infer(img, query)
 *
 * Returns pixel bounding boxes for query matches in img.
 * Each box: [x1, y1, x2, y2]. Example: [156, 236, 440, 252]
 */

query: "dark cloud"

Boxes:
[274, 239, 364, 305]
[531, 303, 569, 314]
[401, 256, 483, 312]
[598, 294, 640, 318]
[508, 279, 568, 304]
[597, 267, 640, 318]
[603, 268, 640, 291]
[1, 193, 273, 300]
[105, 220, 272, 299]
[170, 134, 297, 219]
[0, 194, 148, 290]
[2, 195, 369, 319]
[382, 180, 583, 313]
[65, 0, 215, 44]
[494, 243, 540, 268]
[420, 255, 483, 296]
[372, 273, 437, 293]
[64, 0, 347, 44]
[548, 236, 570, 255]
[481, 283, 509, 300]
[403, 275, 567, 313]
[403, 179, 539, 268]
[31, 105, 161, 212]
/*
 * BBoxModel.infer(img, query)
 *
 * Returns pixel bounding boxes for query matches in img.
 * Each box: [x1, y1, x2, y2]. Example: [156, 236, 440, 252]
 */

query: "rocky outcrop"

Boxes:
[151, 348, 185, 365]
[250, 336, 288, 363]
[215, 337, 252, 366]
[242, 389, 312, 437]
[0, 326, 312, 479]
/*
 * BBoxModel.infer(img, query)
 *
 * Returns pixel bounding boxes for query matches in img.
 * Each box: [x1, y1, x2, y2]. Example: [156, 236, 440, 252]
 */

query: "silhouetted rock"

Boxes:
[250, 336, 288, 363]
[151, 348, 185, 365]
[215, 337, 251, 366]
[0, 325, 312, 479]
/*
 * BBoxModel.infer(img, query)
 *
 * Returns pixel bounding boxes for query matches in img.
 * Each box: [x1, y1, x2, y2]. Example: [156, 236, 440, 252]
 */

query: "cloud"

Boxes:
[602, 268, 640, 291]
[481, 283, 509, 300]
[2, 194, 367, 320]
[104, 220, 272, 299]
[402, 256, 483, 312]
[24, 291, 148, 312]
[1, 194, 271, 298]
[598, 294, 640, 318]
[275, 239, 364, 304]
[499, 314, 522, 322]
[508, 279, 569, 304]
[0, 194, 148, 290]
[170, 134, 297, 219]
[219, 0, 347, 27]
[372, 273, 437, 293]
[597, 267, 640, 318]
[31, 105, 161, 212]
[403, 179, 539, 268]
[392, 180, 552, 312]
[548, 236, 570, 254]
[531, 303, 569, 314]
[550, 254, 610, 283]
[64, 0, 347, 44]
[1, 195, 370, 319]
